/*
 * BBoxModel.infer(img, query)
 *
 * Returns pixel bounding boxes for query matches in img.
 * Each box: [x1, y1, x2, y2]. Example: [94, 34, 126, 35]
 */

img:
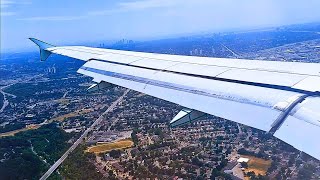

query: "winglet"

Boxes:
[29, 38, 55, 61]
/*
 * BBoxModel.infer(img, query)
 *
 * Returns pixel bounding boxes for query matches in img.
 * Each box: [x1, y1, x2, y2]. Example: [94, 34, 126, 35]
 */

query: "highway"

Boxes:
[0, 84, 16, 113]
[221, 44, 241, 58]
[39, 89, 130, 180]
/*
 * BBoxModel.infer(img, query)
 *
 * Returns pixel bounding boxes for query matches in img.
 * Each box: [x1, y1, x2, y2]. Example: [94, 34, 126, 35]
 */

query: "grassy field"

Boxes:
[0, 108, 92, 137]
[242, 155, 272, 176]
[50, 108, 93, 122]
[86, 139, 134, 153]
[0, 124, 41, 137]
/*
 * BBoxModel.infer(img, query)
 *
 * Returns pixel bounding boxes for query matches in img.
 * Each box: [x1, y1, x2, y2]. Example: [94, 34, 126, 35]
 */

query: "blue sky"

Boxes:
[1, 0, 320, 52]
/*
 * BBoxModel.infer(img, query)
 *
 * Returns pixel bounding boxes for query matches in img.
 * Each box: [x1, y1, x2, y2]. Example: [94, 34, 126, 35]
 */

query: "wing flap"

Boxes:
[79, 60, 306, 132]
[275, 115, 320, 159]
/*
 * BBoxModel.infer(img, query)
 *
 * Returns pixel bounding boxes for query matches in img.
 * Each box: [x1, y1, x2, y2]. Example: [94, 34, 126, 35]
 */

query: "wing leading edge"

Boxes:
[30, 38, 320, 160]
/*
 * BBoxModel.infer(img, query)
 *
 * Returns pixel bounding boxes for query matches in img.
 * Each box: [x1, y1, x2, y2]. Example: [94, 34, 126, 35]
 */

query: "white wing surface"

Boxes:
[30, 38, 320, 160]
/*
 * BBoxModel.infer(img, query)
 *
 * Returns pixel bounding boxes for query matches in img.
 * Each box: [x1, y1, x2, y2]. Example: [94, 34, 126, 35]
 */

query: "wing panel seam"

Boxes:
[57, 47, 319, 76]
[87, 58, 320, 96]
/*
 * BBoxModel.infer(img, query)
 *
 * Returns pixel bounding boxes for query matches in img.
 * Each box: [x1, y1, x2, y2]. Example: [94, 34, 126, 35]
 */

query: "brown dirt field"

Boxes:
[86, 139, 134, 153]
[242, 155, 272, 176]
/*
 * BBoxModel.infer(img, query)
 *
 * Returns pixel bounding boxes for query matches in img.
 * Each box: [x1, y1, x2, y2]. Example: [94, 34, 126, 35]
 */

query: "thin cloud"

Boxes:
[89, 0, 181, 16]
[20, 0, 181, 21]
[1, 0, 31, 17]
[18, 15, 87, 21]
[1, 0, 14, 8]
[119, 0, 179, 10]
[88, 9, 125, 16]
[1, 11, 16, 16]
[1, 0, 31, 8]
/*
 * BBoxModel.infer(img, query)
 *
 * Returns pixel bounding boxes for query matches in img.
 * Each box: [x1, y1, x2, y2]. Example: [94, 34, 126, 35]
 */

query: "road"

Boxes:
[0, 84, 16, 113]
[39, 89, 130, 180]
[0, 75, 42, 113]
[236, 123, 242, 134]
[221, 44, 241, 58]
[62, 91, 69, 98]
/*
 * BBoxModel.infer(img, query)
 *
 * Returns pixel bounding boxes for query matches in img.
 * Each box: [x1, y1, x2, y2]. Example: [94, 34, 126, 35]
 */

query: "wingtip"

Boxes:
[29, 38, 55, 49]
[29, 38, 55, 61]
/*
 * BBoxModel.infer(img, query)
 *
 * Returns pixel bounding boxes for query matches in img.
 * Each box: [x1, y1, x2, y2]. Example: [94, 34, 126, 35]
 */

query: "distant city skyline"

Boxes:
[1, 0, 320, 52]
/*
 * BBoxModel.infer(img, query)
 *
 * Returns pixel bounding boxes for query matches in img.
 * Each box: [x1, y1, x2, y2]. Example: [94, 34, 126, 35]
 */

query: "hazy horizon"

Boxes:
[2, 0, 320, 53]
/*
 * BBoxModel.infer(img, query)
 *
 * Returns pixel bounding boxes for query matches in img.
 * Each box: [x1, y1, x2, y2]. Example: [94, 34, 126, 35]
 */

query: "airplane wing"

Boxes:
[30, 38, 320, 160]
